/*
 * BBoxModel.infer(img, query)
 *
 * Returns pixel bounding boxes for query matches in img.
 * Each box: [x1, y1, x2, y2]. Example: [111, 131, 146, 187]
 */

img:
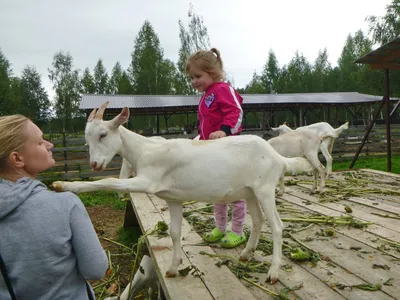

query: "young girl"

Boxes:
[185, 48, 247, 248]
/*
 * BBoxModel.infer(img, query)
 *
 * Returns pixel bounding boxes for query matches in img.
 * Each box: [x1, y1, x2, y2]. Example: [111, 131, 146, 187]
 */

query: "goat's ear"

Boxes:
[271, 127, 278, 131]
[111, 107, 130, 127]
[88, 109, 97, 122]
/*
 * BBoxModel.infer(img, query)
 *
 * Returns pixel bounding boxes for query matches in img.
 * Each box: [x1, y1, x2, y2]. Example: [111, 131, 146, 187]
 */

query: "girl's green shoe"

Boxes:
[202, 228, 225, 243]
[220, 231, 246, 248]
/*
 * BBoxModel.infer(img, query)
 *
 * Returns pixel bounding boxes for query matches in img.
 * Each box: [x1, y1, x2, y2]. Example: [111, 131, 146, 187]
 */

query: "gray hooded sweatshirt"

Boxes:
[0, 177, 108, 300]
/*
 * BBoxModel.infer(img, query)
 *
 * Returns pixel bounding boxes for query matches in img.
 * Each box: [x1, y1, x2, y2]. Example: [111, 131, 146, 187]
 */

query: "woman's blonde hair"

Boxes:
[185, 48, 225, 81]
[0, 115, 29, 171]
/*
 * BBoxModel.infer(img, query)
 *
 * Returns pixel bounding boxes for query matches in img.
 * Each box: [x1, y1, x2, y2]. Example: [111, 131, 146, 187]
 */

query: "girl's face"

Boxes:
[16, 121, 55, 177]
[188, 66, 215, 93]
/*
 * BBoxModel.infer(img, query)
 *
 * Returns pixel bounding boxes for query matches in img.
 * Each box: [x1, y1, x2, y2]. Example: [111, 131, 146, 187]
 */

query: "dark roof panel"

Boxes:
[80, 92, 383, 110]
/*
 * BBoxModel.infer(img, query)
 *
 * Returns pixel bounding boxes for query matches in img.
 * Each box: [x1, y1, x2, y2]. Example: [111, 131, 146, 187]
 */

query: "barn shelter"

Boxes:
[352, 37, 400, 172]
[80, 92, 388, 133]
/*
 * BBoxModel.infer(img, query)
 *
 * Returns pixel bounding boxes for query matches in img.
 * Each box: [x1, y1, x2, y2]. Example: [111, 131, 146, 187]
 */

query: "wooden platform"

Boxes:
[126, 169, 400, 300]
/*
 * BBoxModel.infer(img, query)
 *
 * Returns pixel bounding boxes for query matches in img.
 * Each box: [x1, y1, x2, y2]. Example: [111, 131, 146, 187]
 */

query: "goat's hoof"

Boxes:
[266, 271, 279, 285]
[52, 182, 64, 192]
[165, 271, 177, 278]
[239, 256, 249, 262]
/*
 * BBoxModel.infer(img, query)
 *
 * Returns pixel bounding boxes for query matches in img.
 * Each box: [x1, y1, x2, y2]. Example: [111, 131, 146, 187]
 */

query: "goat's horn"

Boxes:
[88, 108, 97, 122]
[283, 121, 287, 125]
[95, 101, 110, 119]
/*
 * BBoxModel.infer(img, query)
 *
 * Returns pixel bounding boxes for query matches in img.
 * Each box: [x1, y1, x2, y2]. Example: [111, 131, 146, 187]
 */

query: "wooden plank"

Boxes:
[183, 245, 257, 300]
[292, 229, 400, 297]
[280, 191, 400, 243]
[285, 186, 400, 234]
[360, 169, 400, 179]
[297, 252, 395, 300]
[130, 193, 257, 300]
[129, 193, 213, 300]
[346, 197, 400, 216]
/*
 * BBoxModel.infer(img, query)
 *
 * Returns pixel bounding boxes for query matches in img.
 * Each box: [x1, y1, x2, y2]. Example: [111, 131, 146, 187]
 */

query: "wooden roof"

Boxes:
[355, 37, 400, 70]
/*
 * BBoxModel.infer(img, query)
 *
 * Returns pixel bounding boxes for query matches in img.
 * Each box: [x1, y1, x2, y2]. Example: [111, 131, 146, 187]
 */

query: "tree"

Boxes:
[285, 51, 312, 93]
[81, 67, 95, 94]
[176, 5, 211, 95]
[261, 50, 280, 93]
[19, 66, 51, 122]
[118, 71, 134, 94]
[48, 51, 82, 133]
[311, 48, 332, 92]
[337, 31, 375, 93]
[367, 0, 400, 45]
[243, 71, 267, 94]
[93, 59, 109, 94]
[129, 20, 173, 94]
[108, 62, 123, 94]
[0, 49, 13, 115]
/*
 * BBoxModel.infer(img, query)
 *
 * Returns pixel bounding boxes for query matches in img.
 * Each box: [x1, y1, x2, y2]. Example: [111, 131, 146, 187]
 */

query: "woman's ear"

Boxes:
[8, 152, 25, 168]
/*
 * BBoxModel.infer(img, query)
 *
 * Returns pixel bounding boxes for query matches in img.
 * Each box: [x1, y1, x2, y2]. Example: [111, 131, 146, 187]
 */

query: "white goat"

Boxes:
[271, 122, 349, 178]
[52, 102, 312, 284]
[268, 129, 339, 195]
[104, 255, 160, 300]
[119, 136, 166, 199]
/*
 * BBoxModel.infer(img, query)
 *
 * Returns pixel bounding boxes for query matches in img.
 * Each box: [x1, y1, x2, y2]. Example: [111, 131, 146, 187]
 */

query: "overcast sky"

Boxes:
[0, 0, 390, 99]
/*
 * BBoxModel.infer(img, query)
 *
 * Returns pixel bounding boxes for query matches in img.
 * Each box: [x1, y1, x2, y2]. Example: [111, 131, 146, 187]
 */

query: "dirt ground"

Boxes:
[86, 205, 139, 299]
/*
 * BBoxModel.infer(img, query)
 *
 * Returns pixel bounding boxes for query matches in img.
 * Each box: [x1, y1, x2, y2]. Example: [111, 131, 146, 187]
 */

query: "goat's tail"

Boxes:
[283, 157, 314, 176]
[334, 122, 349, 136]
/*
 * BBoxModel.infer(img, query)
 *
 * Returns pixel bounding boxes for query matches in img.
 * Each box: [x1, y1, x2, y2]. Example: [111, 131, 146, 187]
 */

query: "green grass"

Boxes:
[117, 226, 142, 247]
[78, 190, 126, 210]
[333, 155, 400, 174]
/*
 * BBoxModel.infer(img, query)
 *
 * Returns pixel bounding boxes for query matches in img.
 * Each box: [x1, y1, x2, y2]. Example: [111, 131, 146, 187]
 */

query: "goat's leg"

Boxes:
[52, 177, 151, 194]
[165, 201, 183, 277]
[305, 153, 326, 194]
[119, 158, 134, 199]
[254, 185, 283, 284]
[277, 171, 285, 196]
[320, 140, 333, 179]
[239, 198, 264, 261]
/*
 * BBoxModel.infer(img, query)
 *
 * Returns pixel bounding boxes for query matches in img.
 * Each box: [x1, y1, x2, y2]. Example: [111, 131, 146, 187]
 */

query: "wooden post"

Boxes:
[384, 69, 391, 172]
[123, 200, 139, 228]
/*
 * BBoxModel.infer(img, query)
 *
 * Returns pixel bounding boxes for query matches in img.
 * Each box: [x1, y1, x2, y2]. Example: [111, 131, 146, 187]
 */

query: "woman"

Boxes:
[0, 115, 108, 299]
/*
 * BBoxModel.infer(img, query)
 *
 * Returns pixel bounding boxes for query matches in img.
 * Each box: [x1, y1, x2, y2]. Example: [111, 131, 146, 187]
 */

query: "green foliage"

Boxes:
[19, 66, 51, 122]
[118, 226, 142, 247]
[129, 20, 174, 95]
[367, 0, 400, 45]
[78, 190, 126, 210]
[176, 4, 211, 95]
[80, 67, 95, 94]
[0, 49, 14, 115]
[93, 59, 109, 94]
[333, 155, 400, 174]
[48, 51, 82, 133]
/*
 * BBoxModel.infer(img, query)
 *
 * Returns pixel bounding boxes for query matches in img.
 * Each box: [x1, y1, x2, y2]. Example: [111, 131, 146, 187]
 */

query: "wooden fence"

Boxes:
[38, 125, 400, 181]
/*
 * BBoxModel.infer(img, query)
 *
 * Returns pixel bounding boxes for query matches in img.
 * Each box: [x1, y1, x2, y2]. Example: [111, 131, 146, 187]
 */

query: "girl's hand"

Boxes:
[209, 130, 227, 139]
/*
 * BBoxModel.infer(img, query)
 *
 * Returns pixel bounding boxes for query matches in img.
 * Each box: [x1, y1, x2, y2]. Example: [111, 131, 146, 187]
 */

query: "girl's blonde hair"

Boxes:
[186, 48, 225, 81]
[0, 115, 29, 171]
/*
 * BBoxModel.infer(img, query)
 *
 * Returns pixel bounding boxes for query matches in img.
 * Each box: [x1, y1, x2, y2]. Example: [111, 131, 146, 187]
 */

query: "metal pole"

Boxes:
[384, 69, 391, 172]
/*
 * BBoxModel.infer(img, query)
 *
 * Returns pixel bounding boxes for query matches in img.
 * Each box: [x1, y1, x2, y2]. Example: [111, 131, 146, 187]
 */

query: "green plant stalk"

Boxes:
[242, 276, 279, 297]
[100, 236, 132, 250]
[281, 217, 373, 226]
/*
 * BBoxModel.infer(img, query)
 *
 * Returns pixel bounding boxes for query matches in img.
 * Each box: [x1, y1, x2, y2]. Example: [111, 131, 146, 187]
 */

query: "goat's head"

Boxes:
[85, 101, 129, 171]
[271, 123, 292, 135]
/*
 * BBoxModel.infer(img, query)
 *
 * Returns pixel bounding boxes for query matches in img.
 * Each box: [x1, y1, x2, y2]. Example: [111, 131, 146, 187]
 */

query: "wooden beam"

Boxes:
[370, 63, 400, 70]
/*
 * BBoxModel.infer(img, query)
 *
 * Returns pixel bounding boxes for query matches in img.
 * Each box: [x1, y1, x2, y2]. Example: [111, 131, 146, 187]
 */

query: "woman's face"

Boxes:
[18, 121, 55, 177]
